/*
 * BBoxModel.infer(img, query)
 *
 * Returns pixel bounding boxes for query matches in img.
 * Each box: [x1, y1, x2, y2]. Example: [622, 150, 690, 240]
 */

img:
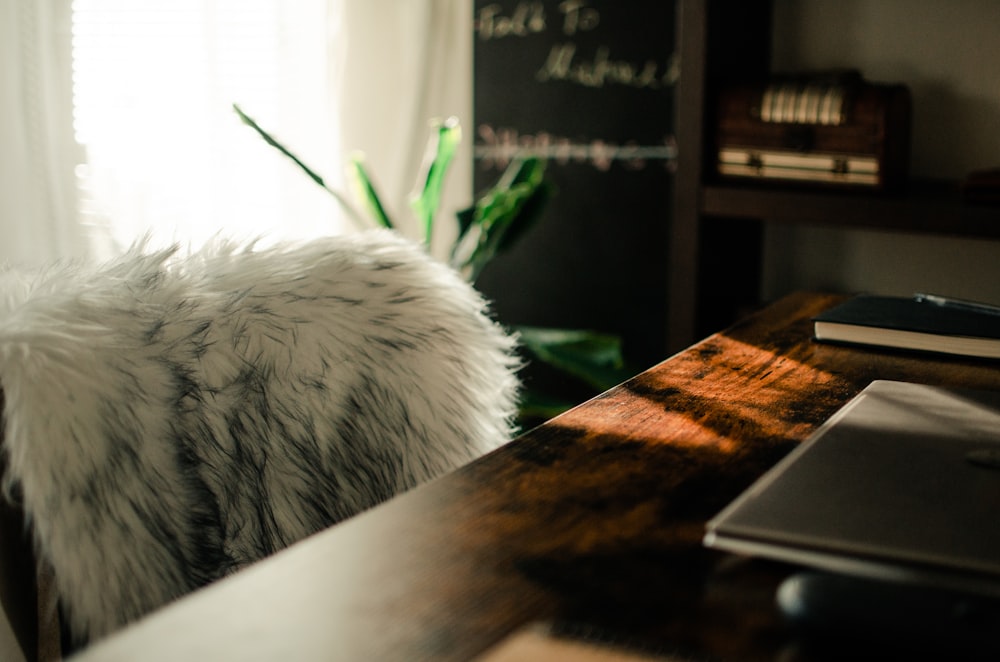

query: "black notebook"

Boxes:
[812, 293, 1000, 359]
[704, 380, 1000, 598]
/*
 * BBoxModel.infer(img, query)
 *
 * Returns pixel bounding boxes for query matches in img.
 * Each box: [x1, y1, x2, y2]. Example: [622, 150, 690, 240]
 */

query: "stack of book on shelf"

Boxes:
[810, 292, 1000, 359]
[715, 70, 911, 190]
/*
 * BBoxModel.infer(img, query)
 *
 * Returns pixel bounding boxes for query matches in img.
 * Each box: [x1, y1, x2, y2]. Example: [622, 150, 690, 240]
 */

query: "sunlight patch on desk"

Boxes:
[559, 333, 845, 455]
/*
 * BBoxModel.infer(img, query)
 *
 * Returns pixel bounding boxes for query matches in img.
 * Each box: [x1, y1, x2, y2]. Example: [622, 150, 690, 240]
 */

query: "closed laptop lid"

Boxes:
[704, 380, 1000, 597]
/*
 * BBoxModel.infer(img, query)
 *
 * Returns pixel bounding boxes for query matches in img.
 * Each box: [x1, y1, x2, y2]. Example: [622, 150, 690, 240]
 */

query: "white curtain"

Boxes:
[71, 0, 344, 259]
[333, 0, 472, 260]
[0, 0, 471, 269]
[0, 0, 85, 269]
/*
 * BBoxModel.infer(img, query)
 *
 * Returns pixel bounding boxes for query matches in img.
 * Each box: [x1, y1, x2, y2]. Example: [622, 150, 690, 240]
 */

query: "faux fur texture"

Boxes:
[0, 230, 520, 646]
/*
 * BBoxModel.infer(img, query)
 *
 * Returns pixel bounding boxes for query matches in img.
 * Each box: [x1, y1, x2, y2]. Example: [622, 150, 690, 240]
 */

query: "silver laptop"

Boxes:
[704, 380, 1000, 598]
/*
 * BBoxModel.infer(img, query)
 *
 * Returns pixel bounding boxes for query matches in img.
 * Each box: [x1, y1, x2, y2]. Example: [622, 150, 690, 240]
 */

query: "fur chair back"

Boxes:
[0, 230, 520, 647]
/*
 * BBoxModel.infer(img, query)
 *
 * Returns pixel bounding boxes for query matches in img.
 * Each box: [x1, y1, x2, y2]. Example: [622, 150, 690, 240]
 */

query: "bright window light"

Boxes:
[71, 0, 343, 256]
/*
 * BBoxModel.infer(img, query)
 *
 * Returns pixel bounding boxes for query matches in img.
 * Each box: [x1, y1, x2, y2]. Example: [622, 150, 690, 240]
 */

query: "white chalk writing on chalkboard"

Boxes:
[475, 2, 676, 91]
[476, 2, 599, 40]
[538, 43, 678, 89]
[476, 124, 677, 172]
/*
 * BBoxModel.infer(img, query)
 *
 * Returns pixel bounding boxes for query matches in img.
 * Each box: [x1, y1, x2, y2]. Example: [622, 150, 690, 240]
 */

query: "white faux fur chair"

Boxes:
[0, 230, 520, 654]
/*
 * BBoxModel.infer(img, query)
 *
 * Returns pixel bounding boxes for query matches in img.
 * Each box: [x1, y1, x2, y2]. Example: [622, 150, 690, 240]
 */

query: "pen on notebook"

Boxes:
[913, 292, 1000, 316]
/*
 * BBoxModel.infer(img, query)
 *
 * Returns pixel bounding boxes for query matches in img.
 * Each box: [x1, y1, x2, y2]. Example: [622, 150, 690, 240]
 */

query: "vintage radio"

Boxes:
[715, 70, 911, 190]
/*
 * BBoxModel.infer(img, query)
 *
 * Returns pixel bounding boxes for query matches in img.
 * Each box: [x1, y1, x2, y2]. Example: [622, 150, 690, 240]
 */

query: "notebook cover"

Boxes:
[704, 380, 1000, 597]
[813, 295, 1000, 339]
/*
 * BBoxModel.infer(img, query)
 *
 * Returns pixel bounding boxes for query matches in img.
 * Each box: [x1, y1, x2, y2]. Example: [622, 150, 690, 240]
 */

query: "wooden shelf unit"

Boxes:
[667, 0, 1000, 351]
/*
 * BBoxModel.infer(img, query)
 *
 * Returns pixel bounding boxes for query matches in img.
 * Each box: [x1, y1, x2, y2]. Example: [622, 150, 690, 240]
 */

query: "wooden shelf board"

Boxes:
[700, 179, 1000, 240]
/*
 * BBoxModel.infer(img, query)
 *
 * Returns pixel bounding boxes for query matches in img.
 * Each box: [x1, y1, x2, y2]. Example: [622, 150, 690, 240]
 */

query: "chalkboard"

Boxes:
[472, 1, 677, 370]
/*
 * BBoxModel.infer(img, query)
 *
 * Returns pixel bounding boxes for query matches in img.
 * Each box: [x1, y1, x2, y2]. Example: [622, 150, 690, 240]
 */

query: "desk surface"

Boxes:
[71, 292, 1000, 661]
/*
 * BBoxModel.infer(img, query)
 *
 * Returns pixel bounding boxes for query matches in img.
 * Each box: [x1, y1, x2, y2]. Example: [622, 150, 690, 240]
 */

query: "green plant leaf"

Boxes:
[493, 175, 554, 256]
[233, 104, 368, 230]
[513, 325, 633, 392]
[347, 153, 394, 229]
[450, 157, 553, 282]
[409, 117, 462, 245]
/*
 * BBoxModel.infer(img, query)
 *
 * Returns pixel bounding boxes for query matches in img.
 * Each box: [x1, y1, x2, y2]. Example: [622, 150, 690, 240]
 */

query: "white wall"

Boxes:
[761, 0, 1000, 304]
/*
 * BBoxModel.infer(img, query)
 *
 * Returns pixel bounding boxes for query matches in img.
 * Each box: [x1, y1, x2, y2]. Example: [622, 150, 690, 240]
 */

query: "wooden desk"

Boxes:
[71, 292, 1000, 661]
